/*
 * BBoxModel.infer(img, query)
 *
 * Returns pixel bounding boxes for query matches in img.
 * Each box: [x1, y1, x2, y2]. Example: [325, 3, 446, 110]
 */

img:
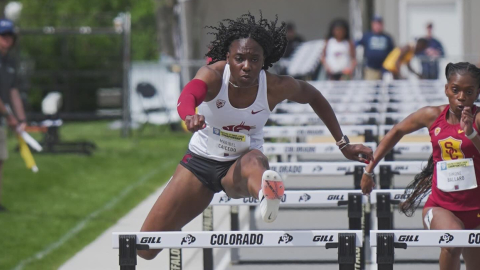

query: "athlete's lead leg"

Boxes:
[221, 149, 284, 222]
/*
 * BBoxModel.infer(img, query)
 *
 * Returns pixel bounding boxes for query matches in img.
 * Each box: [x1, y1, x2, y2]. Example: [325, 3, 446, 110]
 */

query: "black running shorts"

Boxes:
[180, 149, 236, 193]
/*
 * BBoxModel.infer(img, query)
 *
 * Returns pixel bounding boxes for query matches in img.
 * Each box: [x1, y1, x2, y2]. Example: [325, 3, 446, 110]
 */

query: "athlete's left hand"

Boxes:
[340, 144, 374, 164]
[461, 106, 474, 136]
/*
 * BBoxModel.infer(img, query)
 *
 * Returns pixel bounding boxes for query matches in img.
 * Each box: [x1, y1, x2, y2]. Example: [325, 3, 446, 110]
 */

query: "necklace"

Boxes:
[229, 80, 258, 88]
[449, 108, 456, 115]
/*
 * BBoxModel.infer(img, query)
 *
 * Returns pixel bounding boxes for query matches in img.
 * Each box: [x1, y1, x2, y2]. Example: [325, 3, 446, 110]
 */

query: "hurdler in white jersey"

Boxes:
[189, 63, 270, 161]
[138, 12, 373, 261]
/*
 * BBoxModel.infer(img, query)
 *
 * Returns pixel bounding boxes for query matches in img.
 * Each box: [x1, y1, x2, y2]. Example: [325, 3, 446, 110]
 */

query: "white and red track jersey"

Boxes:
[189, 63, 271, 161]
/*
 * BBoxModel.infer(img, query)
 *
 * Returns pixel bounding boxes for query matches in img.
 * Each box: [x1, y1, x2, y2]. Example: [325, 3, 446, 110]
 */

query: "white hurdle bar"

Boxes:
[211, 190, 366, 206]
[263, 125, 378, 141]
[264, 142, 377, 162]
[113, 230, 362, 270]
[269, 161, 425, 175]
[268, 113, 380, 125]
[371, 230, 480, 270]
[113, 230, 363, 249]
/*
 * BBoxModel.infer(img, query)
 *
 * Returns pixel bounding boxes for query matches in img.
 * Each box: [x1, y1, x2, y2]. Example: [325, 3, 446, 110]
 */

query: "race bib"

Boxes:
[436, 158, 477, 192]
[207, 127, 250, 157]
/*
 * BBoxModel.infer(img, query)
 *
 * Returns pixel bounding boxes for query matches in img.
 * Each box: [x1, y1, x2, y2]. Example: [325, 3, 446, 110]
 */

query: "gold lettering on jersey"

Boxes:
[438, 137, 465, 160]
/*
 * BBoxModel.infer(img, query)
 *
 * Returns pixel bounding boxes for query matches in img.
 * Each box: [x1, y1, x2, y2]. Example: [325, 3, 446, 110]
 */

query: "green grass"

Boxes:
[0, 122, 191, 270]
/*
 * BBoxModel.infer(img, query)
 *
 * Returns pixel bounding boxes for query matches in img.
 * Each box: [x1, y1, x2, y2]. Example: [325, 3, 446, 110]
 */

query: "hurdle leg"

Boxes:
[119, 235, 137, 270]
[338, 233, 357, 270]
[230, 205, 240, 263]
[347, 193, 365, 270]
[202, 206, 214, 270]
[169, 249, 182, 270]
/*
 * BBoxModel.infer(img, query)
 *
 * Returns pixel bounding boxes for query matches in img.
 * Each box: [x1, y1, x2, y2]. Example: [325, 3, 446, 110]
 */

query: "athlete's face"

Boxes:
[445, 73, 480, 115]
[226, 38, 264, 87]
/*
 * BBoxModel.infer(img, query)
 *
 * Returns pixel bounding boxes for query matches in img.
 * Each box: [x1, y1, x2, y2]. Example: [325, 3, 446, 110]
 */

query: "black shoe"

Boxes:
[0, 204, 7, 212]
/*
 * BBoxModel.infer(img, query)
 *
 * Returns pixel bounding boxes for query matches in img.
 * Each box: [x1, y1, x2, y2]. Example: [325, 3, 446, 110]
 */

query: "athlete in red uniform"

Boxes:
[138, 13, 374, 260]
[361, 62, 480, 270]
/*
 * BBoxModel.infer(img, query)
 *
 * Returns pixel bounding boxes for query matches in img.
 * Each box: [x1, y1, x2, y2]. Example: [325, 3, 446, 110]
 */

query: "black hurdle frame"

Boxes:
[117, 233, 359, 270]
[223, 192, 364, 269]
[376, 233, 407, 270]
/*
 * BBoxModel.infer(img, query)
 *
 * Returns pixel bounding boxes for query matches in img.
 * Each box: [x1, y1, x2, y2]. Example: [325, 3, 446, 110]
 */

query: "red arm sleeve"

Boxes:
[177, 79, 208, 120]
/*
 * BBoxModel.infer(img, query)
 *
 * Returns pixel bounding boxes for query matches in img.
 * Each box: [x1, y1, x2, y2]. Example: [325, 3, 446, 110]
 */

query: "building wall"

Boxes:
[194, 0, 350, 57]
[463, 0, 480, 61]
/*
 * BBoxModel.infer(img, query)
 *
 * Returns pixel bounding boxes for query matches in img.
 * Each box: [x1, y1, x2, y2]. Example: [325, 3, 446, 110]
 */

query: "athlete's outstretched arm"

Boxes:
[361, 106, 440, 194]
[280, 78, 373, 163]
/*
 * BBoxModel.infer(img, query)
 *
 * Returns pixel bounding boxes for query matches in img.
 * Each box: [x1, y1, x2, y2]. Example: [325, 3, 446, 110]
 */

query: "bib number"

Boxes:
[436, 158, 477, 192]
[207, 127, 250, 157]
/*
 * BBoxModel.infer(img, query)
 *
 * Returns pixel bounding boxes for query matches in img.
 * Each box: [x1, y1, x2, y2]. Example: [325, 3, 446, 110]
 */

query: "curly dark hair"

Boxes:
[205, 12, 287, 70]
[326, 18, 350, 40]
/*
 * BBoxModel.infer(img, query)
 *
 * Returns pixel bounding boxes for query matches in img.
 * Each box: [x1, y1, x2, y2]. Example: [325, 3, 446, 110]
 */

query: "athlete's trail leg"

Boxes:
[138, 165, 214, 260]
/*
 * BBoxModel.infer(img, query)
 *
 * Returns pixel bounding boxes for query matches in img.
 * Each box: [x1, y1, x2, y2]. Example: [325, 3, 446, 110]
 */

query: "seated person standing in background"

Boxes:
[321, 18, 356, 81]
[382, 38, 428, 80]
[356, 15, 394, 80]
[0, 19, 27, 211]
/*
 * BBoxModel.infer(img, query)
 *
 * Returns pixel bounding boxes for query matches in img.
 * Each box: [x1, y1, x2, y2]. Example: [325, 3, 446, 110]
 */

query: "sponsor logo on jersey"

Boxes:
[216, 99, 226, 108]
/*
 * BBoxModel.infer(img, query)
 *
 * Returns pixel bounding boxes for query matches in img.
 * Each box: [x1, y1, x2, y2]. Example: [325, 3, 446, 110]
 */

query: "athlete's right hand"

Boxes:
[184, 114, 206, 133]
[360, 174, 375, 195]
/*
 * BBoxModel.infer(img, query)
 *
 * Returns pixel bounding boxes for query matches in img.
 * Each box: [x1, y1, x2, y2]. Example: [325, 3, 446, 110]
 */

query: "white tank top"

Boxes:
[189, 63, 271, 161]
[325, 37, 351, 73]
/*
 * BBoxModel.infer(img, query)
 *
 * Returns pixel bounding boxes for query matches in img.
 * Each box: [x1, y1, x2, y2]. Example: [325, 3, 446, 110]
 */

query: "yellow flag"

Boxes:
[17, 135, 38, 173]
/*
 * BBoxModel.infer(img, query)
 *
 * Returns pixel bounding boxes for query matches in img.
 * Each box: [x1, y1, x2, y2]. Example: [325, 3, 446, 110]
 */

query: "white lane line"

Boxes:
[12, 160, 176, 270]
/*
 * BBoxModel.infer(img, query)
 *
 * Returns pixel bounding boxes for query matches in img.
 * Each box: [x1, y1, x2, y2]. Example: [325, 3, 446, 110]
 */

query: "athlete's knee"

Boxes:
[243, 149, 269, 170]
[441, 247, 463, 258]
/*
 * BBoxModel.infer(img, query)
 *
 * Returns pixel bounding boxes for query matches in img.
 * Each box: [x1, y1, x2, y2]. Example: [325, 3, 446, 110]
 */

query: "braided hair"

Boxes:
[400, 62, 480, 216]
[205, 12, 288, 70]
[445, 62, 480, 89]
[400, 155, 433, 217]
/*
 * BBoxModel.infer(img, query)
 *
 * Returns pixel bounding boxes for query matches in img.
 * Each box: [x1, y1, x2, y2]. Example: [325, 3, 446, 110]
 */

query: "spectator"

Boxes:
[356, 15, 394, 80]
[0, 19, 27, 211]
[321, 19, 356, 80]
[283, 22, 304, 59]
[420, 22, 445, 79]
[382, 38, 428, 79]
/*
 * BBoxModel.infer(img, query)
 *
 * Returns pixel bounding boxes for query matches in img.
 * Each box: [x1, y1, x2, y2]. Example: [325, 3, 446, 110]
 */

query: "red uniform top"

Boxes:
[428, 105, 480, 211]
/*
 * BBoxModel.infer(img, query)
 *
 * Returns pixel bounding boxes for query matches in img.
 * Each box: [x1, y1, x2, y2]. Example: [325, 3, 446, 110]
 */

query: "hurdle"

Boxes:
[113, 230, 363, 270]
[268, 112, 380, 125]
[371, 230, 480, 269]
[263, 125, 378, 143]
[207, 190, 366, 269]
[263, 142, 377, 162]
[370, 190, 430, 230]
[274, 102, 382, 114]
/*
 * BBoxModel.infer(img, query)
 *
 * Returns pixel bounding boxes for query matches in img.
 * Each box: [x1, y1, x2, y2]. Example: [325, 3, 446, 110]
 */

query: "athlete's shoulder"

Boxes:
[418, 105, 444, 117]
[265, 72, 299, 92]
[417, 105, 445, 125]
[194, 61, 226, 83]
